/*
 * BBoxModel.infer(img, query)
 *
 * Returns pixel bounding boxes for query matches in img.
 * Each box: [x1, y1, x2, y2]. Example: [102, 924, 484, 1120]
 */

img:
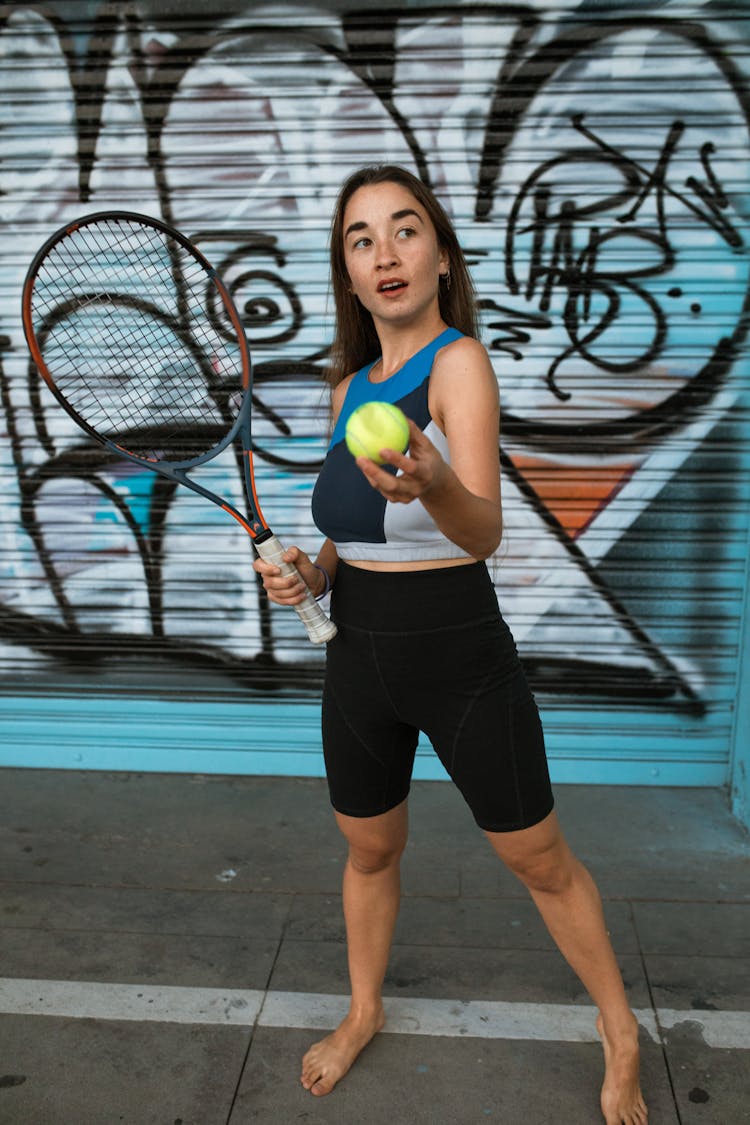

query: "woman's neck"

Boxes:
[371, 316, 448, 381]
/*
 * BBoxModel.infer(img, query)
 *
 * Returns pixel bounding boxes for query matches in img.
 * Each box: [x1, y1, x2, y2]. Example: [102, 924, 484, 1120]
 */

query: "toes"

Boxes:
[618, 1106, 648, 1125]
[311, 1079, 334, 1097]
[300, 1066, 320, 1091]
[300, 1056, 332, 1096]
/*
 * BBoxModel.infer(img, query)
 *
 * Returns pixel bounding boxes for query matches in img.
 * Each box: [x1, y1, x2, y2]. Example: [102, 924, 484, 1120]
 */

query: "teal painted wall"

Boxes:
[0, 3, 749, 819]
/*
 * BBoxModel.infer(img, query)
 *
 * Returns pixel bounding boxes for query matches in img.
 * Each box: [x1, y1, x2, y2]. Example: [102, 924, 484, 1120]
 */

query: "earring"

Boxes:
[441, 268, 451, 291]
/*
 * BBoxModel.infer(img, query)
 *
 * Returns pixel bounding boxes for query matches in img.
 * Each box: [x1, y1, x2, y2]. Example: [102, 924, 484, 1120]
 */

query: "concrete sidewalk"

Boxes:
[0, 770, 748, 1124]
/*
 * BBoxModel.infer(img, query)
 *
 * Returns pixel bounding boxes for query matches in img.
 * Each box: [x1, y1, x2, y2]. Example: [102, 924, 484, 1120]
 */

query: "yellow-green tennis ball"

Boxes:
[345, 401, 410, 464]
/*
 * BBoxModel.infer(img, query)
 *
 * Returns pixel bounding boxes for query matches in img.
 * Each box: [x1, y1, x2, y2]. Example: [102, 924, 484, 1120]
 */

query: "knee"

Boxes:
[506, 847, 579, 896]
[337, 801, 409, 876]
[347, 836, 406, 876]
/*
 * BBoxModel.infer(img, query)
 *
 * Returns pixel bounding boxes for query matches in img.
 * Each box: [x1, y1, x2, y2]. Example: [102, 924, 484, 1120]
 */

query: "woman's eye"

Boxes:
[352, 236, 371, 249]
[396, 227, 416, 240]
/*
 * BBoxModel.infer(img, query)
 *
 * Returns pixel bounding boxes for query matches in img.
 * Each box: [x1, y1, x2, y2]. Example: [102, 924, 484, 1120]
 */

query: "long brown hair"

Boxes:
[326, 165, 479, 388]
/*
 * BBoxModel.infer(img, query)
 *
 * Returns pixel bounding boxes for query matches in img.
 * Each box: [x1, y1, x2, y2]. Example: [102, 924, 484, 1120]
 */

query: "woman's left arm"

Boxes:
[354, 337, 502, 560]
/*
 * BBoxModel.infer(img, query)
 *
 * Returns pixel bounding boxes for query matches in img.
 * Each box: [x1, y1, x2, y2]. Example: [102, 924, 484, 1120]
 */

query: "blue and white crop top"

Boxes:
[311, 327, 472, 563]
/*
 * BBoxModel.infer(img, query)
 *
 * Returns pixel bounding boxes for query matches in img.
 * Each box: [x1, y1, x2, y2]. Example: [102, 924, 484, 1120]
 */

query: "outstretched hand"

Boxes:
[252, 544, 323, 606]
[354, 418, 447, 503]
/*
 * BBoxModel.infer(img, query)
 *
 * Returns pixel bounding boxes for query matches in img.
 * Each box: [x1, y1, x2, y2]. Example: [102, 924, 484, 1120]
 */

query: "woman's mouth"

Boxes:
[377, 278, 408, 296]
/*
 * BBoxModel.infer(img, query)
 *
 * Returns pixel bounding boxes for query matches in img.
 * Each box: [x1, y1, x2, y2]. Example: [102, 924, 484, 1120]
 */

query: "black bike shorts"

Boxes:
[322, 560, 554, 833]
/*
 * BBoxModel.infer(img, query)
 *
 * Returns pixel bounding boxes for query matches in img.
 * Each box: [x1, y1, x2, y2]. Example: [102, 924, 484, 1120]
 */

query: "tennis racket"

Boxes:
[21, 210, 337, 645]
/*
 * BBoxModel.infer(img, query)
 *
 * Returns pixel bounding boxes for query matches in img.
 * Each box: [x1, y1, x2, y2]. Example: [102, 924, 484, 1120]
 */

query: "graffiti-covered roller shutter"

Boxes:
[1, 4, 749, 784]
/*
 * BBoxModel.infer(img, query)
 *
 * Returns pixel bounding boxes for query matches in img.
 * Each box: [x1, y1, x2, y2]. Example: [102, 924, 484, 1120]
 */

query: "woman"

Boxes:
[254, 165, 648, 1125]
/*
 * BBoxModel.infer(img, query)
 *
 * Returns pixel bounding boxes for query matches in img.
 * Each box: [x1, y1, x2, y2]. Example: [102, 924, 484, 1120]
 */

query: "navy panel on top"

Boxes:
[312, 328, 465, 554]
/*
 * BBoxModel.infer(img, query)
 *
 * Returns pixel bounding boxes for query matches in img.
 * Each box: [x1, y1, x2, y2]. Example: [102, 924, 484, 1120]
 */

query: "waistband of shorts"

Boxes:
[330, 560, 501, 633]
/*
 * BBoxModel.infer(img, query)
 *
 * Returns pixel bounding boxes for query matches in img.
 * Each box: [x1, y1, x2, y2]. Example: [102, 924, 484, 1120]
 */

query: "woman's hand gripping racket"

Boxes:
[21, 210, 337, 644]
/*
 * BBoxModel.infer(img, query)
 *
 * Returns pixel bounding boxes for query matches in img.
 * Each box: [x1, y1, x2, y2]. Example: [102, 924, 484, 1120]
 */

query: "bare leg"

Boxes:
[486, 812, 648, 1125]
[301, 800, 408, 1096]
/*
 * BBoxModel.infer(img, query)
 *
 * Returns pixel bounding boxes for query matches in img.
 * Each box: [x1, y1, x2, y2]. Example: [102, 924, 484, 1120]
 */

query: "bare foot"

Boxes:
[300, 1005, 385, 1096]
[596, 1012, 649, 1124]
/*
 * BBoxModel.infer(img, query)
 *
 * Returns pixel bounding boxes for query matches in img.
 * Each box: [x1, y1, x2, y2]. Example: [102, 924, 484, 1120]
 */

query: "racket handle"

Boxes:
[254, 534, 338, 645]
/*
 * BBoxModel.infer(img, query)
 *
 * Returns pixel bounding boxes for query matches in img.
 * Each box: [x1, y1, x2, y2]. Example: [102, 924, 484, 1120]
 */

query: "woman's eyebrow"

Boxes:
[392, 208, 423, 224]
[344, 208, 424, 240]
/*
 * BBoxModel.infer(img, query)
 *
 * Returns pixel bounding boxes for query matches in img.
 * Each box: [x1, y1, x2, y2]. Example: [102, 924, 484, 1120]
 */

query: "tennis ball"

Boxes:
[345, 401, 410, 464]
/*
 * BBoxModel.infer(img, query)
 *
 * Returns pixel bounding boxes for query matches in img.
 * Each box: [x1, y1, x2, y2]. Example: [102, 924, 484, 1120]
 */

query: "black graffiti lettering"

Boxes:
[606, 117, 684, 233]
[507, 182, 672, 396]
[684, 141, 736, 243]
[506, 150, 642, 299]
[573, 114, 743, 250]
[479, 299, 552, 361]
[550, 271, 667, 401]
[555, 226, 669, 397]
[526, 186, 552, 305]
[504, 116, 740, 396]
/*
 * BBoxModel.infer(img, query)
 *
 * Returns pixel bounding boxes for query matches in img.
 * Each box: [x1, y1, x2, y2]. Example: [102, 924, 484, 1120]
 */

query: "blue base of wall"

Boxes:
[0, 695, 729, 787]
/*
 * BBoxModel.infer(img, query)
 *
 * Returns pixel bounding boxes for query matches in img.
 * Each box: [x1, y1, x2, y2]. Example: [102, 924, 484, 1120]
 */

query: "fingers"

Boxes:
[405, 417, 428, 446]
[376, 419, 430, 472]
[354, 456, 409, 500]
[348, 414, 444, 503]
[253, 549, 310, 605]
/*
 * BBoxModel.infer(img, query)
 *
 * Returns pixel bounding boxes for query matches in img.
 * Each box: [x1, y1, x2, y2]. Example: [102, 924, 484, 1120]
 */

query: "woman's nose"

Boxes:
[375, 241, 399, 268]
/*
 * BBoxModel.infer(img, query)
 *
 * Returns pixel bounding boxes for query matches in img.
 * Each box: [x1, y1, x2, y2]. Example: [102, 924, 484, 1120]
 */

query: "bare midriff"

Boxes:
[344, 555, 476, 572]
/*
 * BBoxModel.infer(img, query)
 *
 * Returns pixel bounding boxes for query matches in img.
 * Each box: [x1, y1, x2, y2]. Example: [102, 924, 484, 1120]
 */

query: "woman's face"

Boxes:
[341, 180, 448, 330]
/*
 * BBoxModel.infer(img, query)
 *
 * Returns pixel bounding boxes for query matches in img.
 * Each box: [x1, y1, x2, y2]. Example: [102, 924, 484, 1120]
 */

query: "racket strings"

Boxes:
[29, 217, 246, 463]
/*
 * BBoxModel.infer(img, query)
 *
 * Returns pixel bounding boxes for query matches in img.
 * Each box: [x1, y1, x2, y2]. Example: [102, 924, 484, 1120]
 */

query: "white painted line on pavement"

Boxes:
[657, 1008, 750, 1050]
[261, 991, 659, 1044]
[1, 979, 748, 1049]
[0, 978, 265, 1026]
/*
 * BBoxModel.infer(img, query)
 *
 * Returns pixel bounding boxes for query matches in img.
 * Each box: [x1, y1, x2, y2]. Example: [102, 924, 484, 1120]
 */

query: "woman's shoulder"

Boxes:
[439, 332, 487, 358]
[428, 333, 498, 431]
[432, 333, 496, 385]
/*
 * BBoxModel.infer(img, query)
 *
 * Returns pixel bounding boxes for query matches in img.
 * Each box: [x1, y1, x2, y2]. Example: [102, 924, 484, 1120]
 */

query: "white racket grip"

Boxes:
[255, 534, 337, 645]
